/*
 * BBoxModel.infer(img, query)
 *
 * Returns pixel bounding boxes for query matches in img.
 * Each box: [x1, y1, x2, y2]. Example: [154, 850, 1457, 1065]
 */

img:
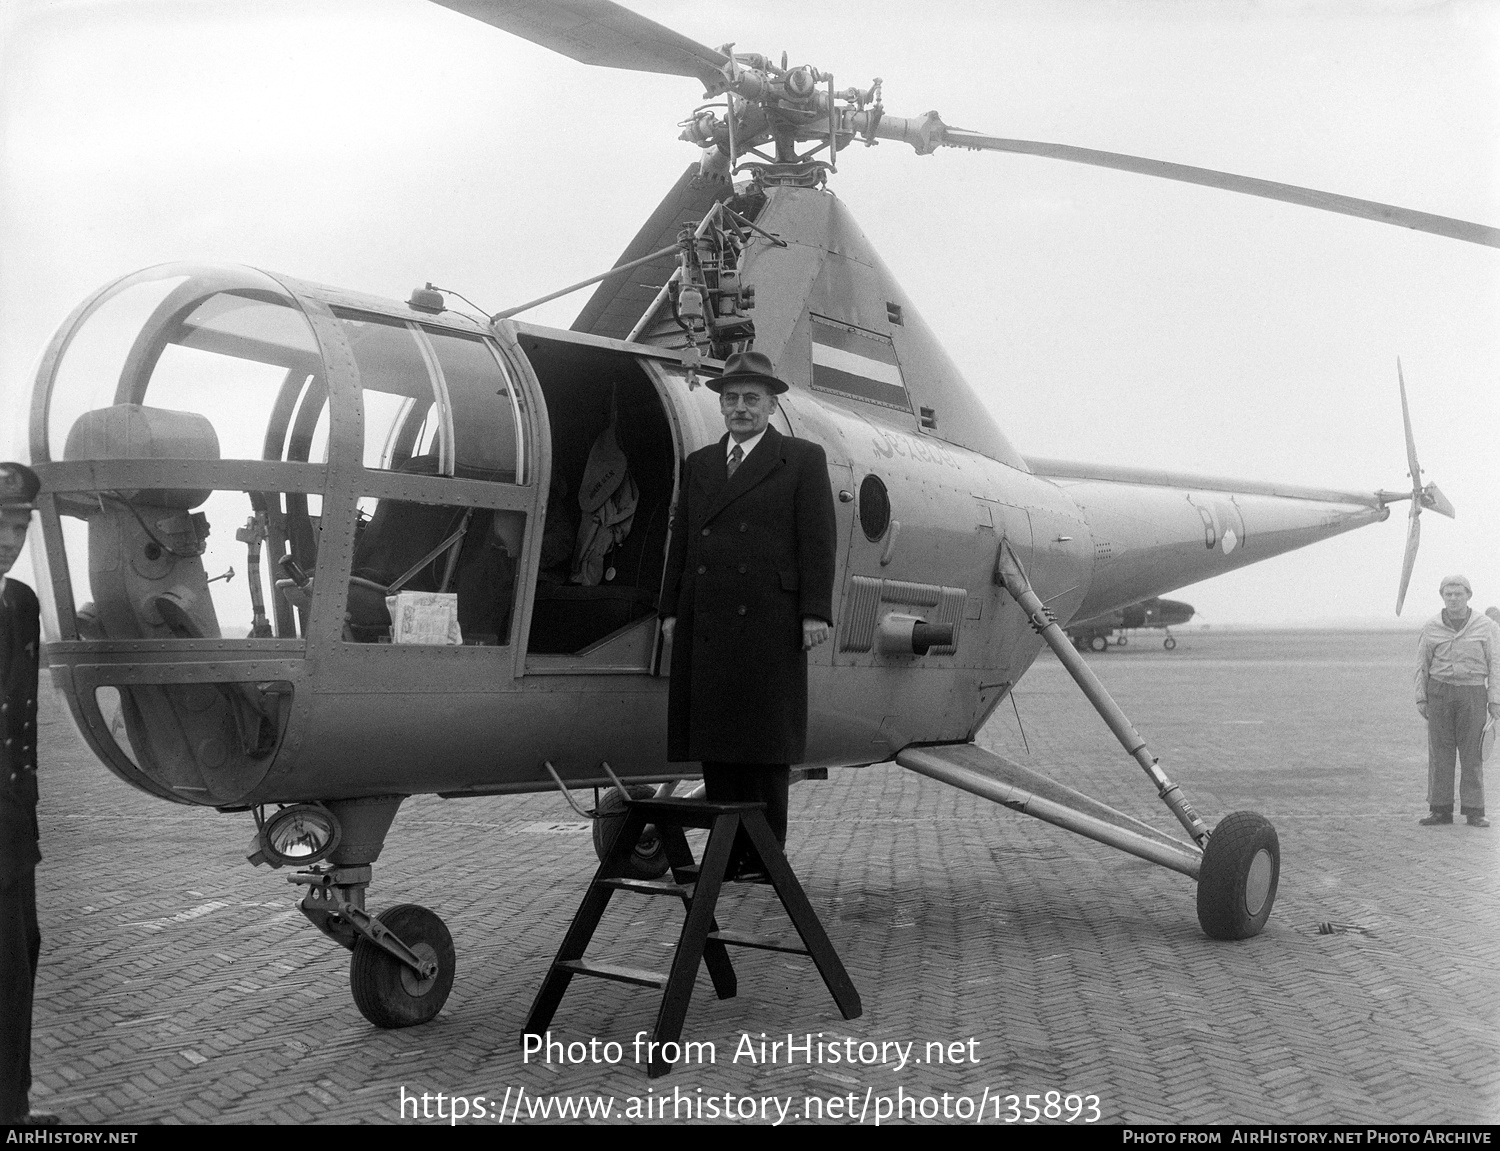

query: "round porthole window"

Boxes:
[859, 474, 891, 541]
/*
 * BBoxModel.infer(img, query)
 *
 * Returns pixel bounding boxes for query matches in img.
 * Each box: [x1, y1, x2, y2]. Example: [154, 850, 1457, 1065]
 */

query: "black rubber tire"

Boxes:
[592, 786, 670, 879]
[350, 904, 455, 1028]
[1116, 634, 1128, 647]
[1164, 636, 1177, 650]
[1088, 634, 1109, 653]
[1196, 811, 1280, 940]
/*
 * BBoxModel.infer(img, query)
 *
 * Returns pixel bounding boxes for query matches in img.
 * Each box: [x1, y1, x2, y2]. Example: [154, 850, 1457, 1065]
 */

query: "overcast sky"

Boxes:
[2, 0, 1496, 627]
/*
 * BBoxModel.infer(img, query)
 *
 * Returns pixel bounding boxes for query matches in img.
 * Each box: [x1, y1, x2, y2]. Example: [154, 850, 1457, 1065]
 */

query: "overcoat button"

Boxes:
[739, 523, 747, 532]
[697, 565, 706, 575]
[701, 528, 711, 537]
[737, 605, 747, 615]
[738, 564, 746, 574]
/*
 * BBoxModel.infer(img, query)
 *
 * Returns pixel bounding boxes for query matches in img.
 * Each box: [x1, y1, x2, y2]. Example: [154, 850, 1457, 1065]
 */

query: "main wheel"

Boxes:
[592, 786, 670, 879]
[1164, 636, 1177, 650]
[350, 904, 455, 1028]
[1088, 634, 1109, 653]
[1196, 812, 1280, 940]
[1116, 634, 1128, 646]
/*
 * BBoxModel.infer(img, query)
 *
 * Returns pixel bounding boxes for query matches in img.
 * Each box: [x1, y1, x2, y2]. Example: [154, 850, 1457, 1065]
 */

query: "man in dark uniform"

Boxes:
[0, 462, 53, 1125]
[658, 352, 837, 878]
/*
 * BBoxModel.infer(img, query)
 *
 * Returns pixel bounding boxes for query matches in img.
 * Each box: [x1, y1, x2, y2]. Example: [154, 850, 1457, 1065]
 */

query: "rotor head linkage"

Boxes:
[993, 538, 1212, 846]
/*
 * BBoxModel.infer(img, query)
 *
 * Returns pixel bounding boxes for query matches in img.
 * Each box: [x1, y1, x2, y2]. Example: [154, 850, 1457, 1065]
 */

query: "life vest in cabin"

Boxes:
[571, 418, 638, 586]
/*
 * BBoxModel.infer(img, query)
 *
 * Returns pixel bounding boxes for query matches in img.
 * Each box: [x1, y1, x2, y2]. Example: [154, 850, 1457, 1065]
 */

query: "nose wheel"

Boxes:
[1196, 811, 1280, 940]
[349, 903, 456, 1028]
[294, 867, 456, 1029]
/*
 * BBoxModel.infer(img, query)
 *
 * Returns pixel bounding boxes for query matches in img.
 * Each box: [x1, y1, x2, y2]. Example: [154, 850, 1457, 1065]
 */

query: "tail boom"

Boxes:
[1028, 459, 1390, 624]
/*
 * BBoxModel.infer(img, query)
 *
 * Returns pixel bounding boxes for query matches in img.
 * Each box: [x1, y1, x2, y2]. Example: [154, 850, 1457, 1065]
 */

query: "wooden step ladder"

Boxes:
[523, 797, 862, 1078]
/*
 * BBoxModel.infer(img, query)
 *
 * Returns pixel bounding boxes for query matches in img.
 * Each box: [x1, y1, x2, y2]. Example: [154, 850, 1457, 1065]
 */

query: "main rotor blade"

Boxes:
[1396, 504, 1420, 616]
[941, 131, 1500, 248]
[430, 0, 728, 89]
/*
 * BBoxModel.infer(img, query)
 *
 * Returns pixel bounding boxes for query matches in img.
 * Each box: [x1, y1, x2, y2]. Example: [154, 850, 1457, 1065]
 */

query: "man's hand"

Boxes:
[802, 617, 830, 650]
[661, 616, 675, 642]
[1417, 702, 1428, 719]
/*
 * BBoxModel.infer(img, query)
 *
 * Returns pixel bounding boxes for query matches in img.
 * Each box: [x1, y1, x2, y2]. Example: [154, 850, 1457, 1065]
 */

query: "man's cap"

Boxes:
[0, 462, 38, 512]
[1440, 574, 1472, 595]
[1485, 606, 1500, 625]
[707, 350, 789, 395]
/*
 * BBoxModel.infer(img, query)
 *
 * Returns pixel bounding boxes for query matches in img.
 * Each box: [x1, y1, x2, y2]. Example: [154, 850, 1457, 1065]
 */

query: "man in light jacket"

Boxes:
[1416, 575, 1500, 827]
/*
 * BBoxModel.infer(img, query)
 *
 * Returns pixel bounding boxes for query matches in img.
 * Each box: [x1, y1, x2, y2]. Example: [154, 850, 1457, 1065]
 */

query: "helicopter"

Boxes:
[1065, 596, 1196, 652]
[13, 0, 1494, 1032]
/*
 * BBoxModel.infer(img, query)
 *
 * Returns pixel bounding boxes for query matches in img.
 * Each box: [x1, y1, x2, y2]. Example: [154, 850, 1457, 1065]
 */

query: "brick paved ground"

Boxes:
[23, 629, 1499, 1125]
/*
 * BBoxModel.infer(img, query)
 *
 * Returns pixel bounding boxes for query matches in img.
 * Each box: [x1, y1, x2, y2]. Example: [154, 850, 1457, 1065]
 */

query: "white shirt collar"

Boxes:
[727, 428, 768, 462]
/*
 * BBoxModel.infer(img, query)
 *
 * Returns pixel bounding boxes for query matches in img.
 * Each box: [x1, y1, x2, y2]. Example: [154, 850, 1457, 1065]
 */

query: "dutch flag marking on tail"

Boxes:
[810, 317, 910, 412]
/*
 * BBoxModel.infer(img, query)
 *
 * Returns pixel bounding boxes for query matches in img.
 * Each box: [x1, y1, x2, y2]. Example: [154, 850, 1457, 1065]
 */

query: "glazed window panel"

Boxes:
[46, 274, 189, 461]
[54, 277, 324, 469]
[334, 310, 452, 475]
[424, 327, 526, 484]
[61, 482, 315, 642]
[334, 309, 524, 484]
[345, 492, 525, 646]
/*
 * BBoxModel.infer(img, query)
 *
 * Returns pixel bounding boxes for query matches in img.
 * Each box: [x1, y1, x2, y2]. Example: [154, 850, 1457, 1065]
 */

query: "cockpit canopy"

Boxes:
[33, 263, 529, 643]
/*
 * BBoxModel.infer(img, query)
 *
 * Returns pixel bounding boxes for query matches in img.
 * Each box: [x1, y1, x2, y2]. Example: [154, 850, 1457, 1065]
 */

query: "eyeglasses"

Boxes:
[719, 390, 769, 408]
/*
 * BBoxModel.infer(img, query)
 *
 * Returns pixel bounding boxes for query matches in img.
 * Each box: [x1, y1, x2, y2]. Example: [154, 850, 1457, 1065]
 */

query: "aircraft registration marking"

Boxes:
[866, 424, 962, 470]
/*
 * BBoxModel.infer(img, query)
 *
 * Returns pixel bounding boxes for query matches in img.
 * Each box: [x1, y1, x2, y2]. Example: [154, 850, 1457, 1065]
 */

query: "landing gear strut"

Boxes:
[266, 795, 455, 1028]
[993, 539, 1280, 939]
[293, 865, 456, 1027]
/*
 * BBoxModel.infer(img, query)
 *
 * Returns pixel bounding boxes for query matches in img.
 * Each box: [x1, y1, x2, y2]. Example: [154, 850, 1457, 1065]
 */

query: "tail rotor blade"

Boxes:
[1422, 482, 1456, 519]
[1398, 358, 1422, 491]
[1396, 504, 1421, 616]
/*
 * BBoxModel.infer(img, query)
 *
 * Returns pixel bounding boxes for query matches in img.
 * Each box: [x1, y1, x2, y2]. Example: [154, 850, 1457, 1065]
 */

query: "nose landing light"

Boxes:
[250, 804, 342, 868]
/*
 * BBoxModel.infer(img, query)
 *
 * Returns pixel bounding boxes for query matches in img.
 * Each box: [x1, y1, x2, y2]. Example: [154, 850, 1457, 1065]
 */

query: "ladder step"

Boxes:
[600, 876, 694, 897]
[707, 930, 810, 955]
[557, 959, 667, 989]
[672, 864, 769, 886]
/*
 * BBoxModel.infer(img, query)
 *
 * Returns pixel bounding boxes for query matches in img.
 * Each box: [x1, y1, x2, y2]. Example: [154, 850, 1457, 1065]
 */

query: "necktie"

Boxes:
[727, 443, 743, 479]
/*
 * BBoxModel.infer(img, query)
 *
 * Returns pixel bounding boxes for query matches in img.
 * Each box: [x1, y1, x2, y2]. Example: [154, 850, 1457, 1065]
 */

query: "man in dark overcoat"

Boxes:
[0, 462, 52, 1124]
[658, 352, 837, 877]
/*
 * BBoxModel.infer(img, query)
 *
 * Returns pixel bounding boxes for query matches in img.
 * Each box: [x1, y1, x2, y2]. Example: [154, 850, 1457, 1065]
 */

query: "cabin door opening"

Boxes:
[514, 335, 675, 664]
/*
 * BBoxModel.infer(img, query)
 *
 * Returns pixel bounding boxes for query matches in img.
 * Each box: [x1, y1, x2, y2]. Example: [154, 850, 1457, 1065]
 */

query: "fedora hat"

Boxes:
[707, 350, 789, 395]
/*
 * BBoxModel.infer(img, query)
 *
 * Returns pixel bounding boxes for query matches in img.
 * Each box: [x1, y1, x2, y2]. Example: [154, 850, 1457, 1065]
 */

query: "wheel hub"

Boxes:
[1243, 848, 1274, 916]
[399, 940, 440, 996]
